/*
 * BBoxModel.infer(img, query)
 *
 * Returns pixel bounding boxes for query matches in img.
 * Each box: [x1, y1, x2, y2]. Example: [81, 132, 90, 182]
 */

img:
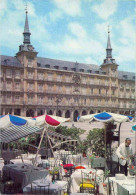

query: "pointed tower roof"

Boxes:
[16, 5, 37, 55]
[107, 27, 111, 49]
[24, 10, 30, 33]
[101, 26, 118, 68]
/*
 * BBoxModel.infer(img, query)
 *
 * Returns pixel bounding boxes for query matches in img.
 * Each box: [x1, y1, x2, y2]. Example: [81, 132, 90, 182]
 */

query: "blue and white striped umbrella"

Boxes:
[0, 114, 43, 143]
[79, 112, 133, 123]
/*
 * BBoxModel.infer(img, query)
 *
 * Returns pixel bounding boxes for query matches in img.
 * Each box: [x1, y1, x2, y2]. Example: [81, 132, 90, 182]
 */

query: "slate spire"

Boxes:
[106, 26, 112, 58]
[23, 5, 31, 44]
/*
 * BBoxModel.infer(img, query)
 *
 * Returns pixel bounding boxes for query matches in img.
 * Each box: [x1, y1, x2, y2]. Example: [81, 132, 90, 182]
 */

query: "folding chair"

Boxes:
[117, 183, 129, 195]
[31, 184, 50, 194]
[80, 171, 98, 194]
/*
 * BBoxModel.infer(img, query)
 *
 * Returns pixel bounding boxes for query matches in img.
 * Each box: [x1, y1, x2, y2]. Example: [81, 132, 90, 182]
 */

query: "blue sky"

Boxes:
[0, 0, 136, 72]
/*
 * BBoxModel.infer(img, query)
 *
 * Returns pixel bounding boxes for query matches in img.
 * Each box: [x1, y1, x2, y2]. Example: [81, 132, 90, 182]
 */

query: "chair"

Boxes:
[67, 177, 72, 194]
[80, 171, 98, 194]
[31, 184, 50, 194]
[4, 181, 22, 194]
[117, 183, 129, 195]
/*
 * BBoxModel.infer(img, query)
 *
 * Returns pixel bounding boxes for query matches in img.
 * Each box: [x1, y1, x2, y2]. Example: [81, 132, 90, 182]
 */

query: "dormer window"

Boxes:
[54, 66, 59, 69]
[123, 75, 128, 79]
[87, 70, 92, 73]
[79, 69, 84, 72]
[102, 71, 106, 75]
[95, 71, 99, 74]
[71, 68, 76, 72]
[45, 64, 50, 68]
[133, 76, 135, 80]
[37, 63, 41, 67]
[63, 67, 67, 70]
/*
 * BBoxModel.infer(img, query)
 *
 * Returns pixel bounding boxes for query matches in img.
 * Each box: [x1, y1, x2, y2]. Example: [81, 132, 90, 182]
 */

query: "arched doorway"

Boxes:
[82, 110, 86, 116]
[98, 110, 101, 113]
[90, 110, 94, 114]
[26, 109, 34, 117]
[65, 110, 70, 118]
[57, 110, 61, 117]
[47, 110, 53, 115]
[74, 110, 79, 122]
[37, 110, 44, 116]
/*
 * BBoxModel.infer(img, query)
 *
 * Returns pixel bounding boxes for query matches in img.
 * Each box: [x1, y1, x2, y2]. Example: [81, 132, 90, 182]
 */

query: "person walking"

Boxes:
[116, 138, 133, 176]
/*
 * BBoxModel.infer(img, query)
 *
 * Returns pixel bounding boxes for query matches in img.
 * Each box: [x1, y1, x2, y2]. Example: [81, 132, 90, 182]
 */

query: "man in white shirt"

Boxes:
[116, 138, 133, 176]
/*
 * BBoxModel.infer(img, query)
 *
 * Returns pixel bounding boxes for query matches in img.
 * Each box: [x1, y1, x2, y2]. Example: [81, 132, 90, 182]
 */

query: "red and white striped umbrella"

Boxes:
[33, 114, 70, 127]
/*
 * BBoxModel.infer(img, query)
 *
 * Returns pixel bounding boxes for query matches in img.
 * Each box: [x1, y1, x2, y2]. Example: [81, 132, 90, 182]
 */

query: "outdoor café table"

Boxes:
[10, 159, 32, 165]
[66, 154, 82, 164]
[108, 176, 136, 195]
[70, 168, 104, 193]
[23, 179, 68, 194]
[1, 150, 22, 162]
[2, 163, 48, 188]
[54, 150, 72, 159]
[21, 153, 42, 164]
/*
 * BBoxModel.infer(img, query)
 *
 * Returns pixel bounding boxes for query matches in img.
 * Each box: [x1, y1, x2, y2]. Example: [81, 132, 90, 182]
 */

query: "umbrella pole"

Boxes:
[45, 127, 54, 158]
[118, 123, 121, 173]
[104, 128, 107, 172]
[33, 127, 46, 167]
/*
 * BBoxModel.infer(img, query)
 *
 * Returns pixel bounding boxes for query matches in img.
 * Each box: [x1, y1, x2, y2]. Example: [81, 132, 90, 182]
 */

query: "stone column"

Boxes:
[62, 110, 65, 118]
[70, 110, 74, 121]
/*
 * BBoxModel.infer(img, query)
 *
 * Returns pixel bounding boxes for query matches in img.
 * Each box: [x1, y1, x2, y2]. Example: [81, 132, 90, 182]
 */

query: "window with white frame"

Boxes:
[38, 84, 43, 92]
[6, 81, 12, 89]
[57, 74, 61, 81]
[38, 96, 43, 104]
[28, 96, 33, 104]
[28, 83, 34, 91]
[15, 96, 20, 101]
[38, 72, 44, 80]
[6, 69, 12, 77]
[15, 70, 20, 78]
[28, 59, 33, 67]
[48, 97, 52, 104]
[28, 71, 34, 79]
[48, 85, 52, 91]
[48, 73, 52, 81]
[7, 94, 11, 102]
[66, 86, 70, 94]
[15, 82, 20, 89]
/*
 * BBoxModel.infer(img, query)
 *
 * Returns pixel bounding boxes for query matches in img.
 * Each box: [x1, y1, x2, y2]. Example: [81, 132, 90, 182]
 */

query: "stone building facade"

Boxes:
[0, 12, 135, 121]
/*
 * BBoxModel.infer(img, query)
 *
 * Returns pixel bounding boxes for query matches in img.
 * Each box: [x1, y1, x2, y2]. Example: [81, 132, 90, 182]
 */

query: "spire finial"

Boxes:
[25, 2, 28, 14]
[108, 25, 110, 33]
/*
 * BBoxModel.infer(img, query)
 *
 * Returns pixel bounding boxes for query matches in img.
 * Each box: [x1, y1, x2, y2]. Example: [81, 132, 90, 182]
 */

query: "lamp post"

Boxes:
[55, 94, 63, 116]
[72, 62, 81, 121]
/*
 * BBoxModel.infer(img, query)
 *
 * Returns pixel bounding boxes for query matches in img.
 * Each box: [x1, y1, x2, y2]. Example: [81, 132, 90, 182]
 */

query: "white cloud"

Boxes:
[84, 57, 98, 65]
[46, 31, 104, 57]
[53, 0, 82, 16]
[92, 0, 118, 20]
[0, 0, 49, 53]
[68, 22, 87, 39]
[113, 16, 135, 67]
[49, 10, 62, 22]
[0, 0, 7, 16]
[95, 22, 110, 43]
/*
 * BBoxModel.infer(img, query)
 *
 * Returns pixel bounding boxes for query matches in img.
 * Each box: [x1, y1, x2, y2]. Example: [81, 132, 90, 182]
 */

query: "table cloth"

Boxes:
[3, 164, 48, 188]
[108, 176, 135, 195]
[10, 159, 32, 165]
[23, 179, 68, 195]
[70, 168, 104, 193]
[54, 150, 72, 159]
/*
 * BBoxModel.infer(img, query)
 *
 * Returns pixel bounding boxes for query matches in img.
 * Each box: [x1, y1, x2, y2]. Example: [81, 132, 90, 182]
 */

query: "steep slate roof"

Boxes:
[118, 70, 135, 81]
[37, 56, 102, 73]
[1, 55, 135, 80]
[1, 55, 22, 67]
